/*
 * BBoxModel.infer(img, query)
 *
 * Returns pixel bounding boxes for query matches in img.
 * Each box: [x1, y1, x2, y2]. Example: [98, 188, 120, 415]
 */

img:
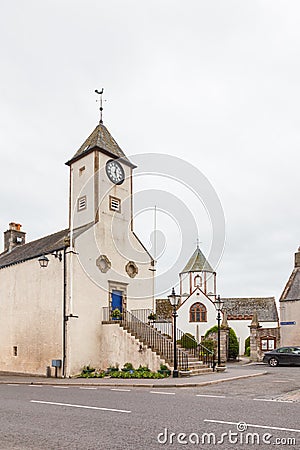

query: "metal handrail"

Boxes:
[102, 307, 189, 370]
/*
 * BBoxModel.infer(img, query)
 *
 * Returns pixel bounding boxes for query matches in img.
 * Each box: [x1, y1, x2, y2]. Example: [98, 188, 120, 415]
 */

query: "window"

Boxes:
[13, 346, 18, 356]
[261, 337, 276, 351]
[109, 196, 121, 213]
[79, 166, 86, 176]
[77, 196, 87, 211]
[194, 275, 202, 287]
[190, 302, 207, 322]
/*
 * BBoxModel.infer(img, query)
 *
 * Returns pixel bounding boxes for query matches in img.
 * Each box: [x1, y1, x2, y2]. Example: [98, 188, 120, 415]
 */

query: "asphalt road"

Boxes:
[1, 366, 299, 449]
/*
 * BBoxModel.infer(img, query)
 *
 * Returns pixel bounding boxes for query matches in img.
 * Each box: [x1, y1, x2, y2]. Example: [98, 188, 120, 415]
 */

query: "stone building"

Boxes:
[279, 246, 300, 346]
[157, 245, 279, 353]
[0, 120, 157, 376]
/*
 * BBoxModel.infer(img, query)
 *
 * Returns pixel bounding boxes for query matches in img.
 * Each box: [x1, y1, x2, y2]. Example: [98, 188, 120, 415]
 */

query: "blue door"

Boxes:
[111, 290, 123, 316]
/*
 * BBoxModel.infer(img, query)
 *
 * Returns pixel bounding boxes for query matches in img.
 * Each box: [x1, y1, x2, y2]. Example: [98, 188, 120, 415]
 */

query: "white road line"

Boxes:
[110, 388, 131, 392]
[28, 385, 42, 387]
[7, 384, 19, 386]
[204, 419, 300, 433]
[150, 391, 175, 395]
[196, 394, 226, 398]
[79, 387, 97, 390]
[253, 398, 293, 403]
[30, 400, 131, 414]
[272, 380, 290, 383]
[53, 386, 69, 389]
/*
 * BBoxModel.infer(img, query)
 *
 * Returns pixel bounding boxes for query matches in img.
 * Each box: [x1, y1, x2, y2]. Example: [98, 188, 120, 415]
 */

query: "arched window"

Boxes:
[190, 302, 207, 322]
[194, 275, 202, 287]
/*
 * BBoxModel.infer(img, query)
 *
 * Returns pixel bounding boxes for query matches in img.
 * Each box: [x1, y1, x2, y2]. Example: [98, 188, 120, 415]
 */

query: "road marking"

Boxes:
[110, 388, 131, 392]
[150, 391, 175, 395]
[28, 385, 42, 387]
[80, 387, 97, 390]
[204, 419, 300, 433]
[272, 380, 290, 383]
[30, 400, 131, 414]
[196, 394, 226, 398]
[53, 386, 69, 389]
[253, 398, 293, 403]
[7, 384, 19, 386]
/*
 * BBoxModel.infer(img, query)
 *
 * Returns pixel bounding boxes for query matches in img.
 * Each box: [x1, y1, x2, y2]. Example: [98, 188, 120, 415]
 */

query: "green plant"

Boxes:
[204, 325, 218, 338]
[228, 328, 239, 360]
[245, 346, 250, 357]
[78, 366, 105, 378]
[177, 333, 197, 349]
[109, 367, 167, 379]
[111, 308, 122, 319]
[107, 364, 119, 373]
[122, 362, 134, 372]
[244, 336, 250, 355]
[148, 312, 157, 321]
[201, 339, 215, 354]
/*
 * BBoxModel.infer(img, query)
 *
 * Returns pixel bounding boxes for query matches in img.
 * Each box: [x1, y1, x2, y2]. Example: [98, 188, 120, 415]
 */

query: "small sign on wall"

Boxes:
[280, 321, 296, 326]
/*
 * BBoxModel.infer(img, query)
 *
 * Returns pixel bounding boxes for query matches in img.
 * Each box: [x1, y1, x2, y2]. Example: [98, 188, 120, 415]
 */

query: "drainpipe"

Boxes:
[62, 246, 67, 377]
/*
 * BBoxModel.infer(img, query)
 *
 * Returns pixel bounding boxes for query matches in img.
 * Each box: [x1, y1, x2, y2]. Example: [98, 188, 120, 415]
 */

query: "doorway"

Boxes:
[111, 290, 123, 313]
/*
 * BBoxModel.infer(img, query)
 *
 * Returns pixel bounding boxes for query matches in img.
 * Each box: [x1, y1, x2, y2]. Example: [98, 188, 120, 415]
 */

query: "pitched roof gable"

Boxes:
[280, 268, 300, 302]
[0, 229, 69, 269]
[66, 123, 135, 167]
[222, 297, 278, 322]
[180, 247, 214, 274]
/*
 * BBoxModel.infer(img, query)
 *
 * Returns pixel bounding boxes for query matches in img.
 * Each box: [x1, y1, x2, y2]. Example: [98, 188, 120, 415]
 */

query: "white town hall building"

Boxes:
[0, 119, 156, 377]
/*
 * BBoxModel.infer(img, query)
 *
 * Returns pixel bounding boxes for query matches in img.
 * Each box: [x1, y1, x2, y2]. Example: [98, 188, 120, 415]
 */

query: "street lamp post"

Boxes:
[168, 287, 181, 378]
[214, 295, 224, 367]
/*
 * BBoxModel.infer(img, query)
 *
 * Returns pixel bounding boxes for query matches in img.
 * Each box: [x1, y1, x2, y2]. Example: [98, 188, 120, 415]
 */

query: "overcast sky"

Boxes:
[1, 1, 300, 300]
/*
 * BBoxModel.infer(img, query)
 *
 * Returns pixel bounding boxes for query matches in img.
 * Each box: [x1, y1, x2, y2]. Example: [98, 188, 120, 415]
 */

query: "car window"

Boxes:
[290, 348, 300, 354]
[277, 348, 290, 353]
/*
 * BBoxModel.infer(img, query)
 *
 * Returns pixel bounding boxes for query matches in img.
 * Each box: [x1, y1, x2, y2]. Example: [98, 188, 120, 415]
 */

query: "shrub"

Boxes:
[244, 336, 250, 355]
[245, 346, 250, 357]
[177, 333, 197, 349]
[78, 366, 105, 378]
[204, 325, 218, 337]
[122, 362, 134, 371]
[201, 339, 215, 354]
[228, 328, 239, 360]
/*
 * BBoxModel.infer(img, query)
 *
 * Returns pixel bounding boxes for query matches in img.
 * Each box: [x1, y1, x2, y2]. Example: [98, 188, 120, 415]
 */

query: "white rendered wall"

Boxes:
[176, 288, 217, 342]
[0, 258, 63, 375]
[279, 300, 300, 346]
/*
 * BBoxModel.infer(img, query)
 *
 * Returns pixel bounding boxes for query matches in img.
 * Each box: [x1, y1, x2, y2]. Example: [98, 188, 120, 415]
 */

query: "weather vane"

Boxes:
[95, 88, 104, 124]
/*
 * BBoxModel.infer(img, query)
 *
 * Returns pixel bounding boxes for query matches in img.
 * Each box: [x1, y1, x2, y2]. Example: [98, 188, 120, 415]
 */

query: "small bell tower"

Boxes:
[179, 243, 216, 299]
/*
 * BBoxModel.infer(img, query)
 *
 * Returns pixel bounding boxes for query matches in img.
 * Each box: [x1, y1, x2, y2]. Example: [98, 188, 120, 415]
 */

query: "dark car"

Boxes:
[263, 346, 300, 367]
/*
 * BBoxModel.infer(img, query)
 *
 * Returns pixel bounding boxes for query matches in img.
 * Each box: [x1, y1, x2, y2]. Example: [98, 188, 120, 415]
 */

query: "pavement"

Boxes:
[0, 360, 268, 388]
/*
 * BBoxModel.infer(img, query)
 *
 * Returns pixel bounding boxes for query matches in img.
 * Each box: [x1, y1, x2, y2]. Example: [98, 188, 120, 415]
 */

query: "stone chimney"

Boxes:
[4, 222, 26, 252]
[295, 246, 300, 269]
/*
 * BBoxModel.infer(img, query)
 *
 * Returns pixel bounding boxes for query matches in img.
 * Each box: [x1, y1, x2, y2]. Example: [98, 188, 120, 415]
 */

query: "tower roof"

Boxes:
[66, 123, 135, 167]
[180, 246, 214, 274]
[279, 246, 300, 302]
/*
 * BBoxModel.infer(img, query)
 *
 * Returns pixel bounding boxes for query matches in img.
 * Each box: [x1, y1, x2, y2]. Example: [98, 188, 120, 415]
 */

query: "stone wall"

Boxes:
[250, 326, 281, 362]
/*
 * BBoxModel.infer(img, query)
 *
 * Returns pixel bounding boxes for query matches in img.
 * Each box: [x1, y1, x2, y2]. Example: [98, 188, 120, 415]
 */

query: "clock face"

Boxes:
[105, 160, 125, 185]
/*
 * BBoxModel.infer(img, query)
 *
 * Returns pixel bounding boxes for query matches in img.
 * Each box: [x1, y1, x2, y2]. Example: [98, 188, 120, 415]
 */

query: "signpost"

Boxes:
[280, 321, 296, 326]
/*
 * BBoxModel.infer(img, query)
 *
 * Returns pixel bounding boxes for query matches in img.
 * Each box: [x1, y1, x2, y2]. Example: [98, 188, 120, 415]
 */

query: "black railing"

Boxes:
[102, 307, 189, 370]
[174, 326, 215, 369]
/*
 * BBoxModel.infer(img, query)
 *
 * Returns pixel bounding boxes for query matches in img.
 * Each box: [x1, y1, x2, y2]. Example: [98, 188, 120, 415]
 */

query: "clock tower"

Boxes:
[65, 118, 154, 332]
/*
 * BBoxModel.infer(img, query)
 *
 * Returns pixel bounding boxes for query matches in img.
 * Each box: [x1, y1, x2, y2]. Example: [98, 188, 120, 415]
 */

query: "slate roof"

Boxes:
[280, 268, 300, 302]
[156, 296, 279, 322]
[180, 247, 214, 274]
[0, 229, 69, 269]
[222, 297, 278, 322]
[66, 123, 135, 167]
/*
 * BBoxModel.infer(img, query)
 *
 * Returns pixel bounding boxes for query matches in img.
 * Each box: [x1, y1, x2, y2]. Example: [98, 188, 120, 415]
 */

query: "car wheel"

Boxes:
[268, 357, 279, 367]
